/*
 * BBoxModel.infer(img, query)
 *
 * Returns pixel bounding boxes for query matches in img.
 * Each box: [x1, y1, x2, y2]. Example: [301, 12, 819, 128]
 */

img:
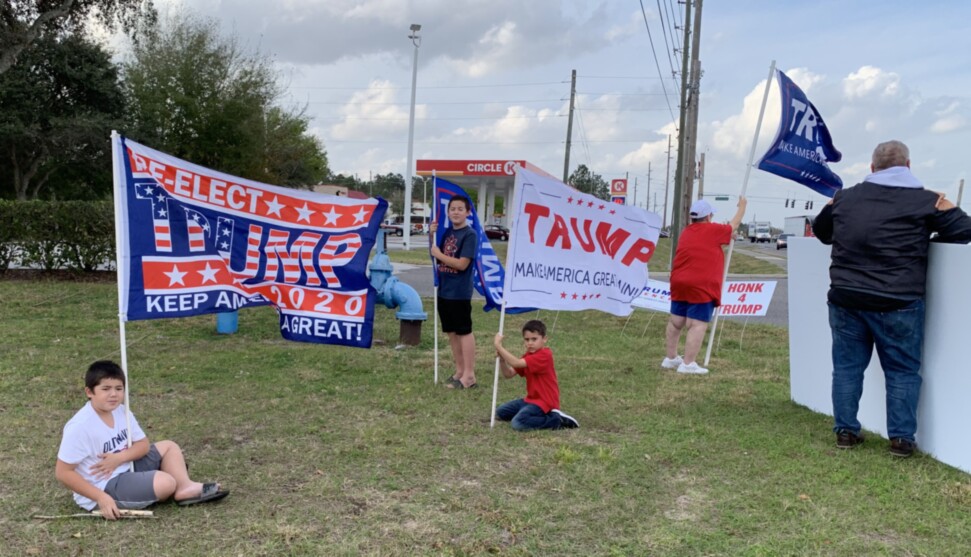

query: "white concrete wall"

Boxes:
[788, 237, 971, 473]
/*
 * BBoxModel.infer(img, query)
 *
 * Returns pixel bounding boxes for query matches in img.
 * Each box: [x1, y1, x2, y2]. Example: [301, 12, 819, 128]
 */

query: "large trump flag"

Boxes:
[503, 168, 662, 316]
[113, 135, 387, 348]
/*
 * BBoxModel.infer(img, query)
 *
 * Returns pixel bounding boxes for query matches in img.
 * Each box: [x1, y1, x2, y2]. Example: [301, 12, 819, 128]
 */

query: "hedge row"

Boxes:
[0, 200, 115, 272]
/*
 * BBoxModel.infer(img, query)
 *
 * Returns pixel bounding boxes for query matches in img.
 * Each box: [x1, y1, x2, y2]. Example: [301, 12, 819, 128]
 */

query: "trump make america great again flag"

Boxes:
[113, 136, 387, 348]
[503, 168, 662, 316]
[757, 69, 843, 197]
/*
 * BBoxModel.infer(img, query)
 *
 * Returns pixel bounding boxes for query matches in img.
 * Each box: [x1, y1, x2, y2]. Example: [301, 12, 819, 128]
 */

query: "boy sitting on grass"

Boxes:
[55, 360, 228, 519]
[493, 320, 579, 431]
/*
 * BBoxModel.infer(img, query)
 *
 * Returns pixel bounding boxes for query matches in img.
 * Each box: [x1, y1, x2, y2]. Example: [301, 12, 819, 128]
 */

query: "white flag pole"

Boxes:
[490, 168, 522, 428]
[490, 303, 509, 428]
[110, 131, 134, 468]
[432, 171, 439, 384]
[704, 60, 776, 367]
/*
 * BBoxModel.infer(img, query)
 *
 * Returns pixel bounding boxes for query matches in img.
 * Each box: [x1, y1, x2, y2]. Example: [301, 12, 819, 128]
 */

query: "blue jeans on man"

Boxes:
[828, 299, 925, 442]
[496, 399, 561, 431]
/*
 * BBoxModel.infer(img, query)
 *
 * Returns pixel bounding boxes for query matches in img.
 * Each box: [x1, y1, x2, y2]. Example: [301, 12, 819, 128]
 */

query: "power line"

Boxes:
[655, 0, 681, 93]
[573, 104, 594, 167]
[637, 0, 678, 126]
[325, 138, 657, 145]
[316, 115, 568, 122]
[667, 0, 683, 35]
[576, 75, 670, 80]
[289, 81, 567, 91]
[290, 98, 567, 106]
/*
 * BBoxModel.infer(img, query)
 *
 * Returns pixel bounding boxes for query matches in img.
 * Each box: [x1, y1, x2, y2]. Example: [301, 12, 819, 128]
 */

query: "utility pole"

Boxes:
[958, 178, 965, 207]
[696, 153, 705, 200]
[633, 176, 638, 208]
[683, 0, 704, 217]
[663, 134, 672, 228]
[670, 0, 692, 251]
[646, 162, 652, 212]
[563, 69, 577, 183]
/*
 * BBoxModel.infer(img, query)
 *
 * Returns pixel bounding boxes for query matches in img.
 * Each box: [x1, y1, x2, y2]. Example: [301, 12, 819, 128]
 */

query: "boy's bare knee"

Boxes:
[155, 439, 181, 455]
[154, 471, 177, 499]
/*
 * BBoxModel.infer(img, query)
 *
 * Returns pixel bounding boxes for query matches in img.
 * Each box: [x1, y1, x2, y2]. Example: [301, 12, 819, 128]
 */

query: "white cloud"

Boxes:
[930, 101, 967, 133]
[606, 11, 644, 42]
[931, 114, 967, 133]
[843, 66, 902, 99]
[447, 105, 560, 144]
[328, 80, 427, 140]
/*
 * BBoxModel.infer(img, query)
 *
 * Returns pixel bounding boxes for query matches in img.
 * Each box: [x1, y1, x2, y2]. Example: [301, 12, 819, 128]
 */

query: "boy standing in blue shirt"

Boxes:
[430, 195, 479, 389]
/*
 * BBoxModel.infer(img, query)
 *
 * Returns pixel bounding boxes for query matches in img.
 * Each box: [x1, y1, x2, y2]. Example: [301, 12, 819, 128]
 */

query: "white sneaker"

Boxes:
[661, 355, 684, 369]
[551, 409, 580, 429]
[677, 362, 709, 374]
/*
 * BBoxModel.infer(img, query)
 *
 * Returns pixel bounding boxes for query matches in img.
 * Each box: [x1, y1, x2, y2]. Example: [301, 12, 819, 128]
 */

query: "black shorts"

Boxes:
[438, 297, 472, 335]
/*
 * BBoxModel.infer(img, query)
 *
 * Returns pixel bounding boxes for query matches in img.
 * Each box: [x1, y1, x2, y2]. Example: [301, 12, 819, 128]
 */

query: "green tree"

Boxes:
[0, 33, 123, 200]
[0, 0, 151, 75]
[568, 164, 610, 201]
[369, 173, 405, 216]
[122, 14, 328, 186]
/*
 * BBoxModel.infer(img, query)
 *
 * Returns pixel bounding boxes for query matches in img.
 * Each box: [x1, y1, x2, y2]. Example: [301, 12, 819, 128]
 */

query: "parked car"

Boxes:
[380, 223, 424, 237]
[380, 223, 404, 237]
[776, 233, 792, 250]
[484, 224, 509, 241]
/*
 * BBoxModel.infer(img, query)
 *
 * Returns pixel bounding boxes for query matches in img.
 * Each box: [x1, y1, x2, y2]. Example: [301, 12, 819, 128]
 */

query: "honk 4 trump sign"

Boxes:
[503, 168, 662, 316]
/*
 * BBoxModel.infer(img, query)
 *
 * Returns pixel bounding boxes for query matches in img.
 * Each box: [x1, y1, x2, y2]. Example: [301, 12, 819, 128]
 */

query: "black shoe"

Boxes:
[551, 409, 579, 429]
[889, 438, 916, 458]
[836, 430, 864, 449]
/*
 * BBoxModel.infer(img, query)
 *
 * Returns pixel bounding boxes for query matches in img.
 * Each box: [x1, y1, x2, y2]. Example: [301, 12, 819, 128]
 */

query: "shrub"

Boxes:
[0, 200, 114, 272]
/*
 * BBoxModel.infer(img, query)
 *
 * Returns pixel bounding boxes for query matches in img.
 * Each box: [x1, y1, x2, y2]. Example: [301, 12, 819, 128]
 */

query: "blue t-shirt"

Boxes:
[437, 225, 477, 300]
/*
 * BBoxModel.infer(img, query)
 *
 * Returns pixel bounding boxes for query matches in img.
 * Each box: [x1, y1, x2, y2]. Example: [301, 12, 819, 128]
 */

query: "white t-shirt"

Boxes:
[57, 402, 146, 510]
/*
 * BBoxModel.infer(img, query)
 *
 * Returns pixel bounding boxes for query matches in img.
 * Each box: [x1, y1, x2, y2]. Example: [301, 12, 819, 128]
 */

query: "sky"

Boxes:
[145, 0, 971, 229]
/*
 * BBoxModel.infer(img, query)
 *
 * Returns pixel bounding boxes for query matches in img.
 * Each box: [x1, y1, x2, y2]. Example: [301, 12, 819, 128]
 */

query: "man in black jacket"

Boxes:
[813, 140, 971, 457]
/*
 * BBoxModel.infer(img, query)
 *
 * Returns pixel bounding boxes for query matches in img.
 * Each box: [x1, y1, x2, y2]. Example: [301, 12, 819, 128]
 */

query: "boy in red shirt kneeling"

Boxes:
[493, 320, 579, 430]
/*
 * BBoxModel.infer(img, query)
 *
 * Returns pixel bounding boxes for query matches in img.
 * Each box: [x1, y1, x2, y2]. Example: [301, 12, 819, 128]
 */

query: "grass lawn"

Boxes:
[386, 238, 783, 275]
[2, 278, 969, 556]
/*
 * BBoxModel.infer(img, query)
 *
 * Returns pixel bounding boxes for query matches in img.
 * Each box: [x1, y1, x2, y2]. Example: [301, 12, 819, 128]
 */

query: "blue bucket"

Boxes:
[216, 311, 238, 334]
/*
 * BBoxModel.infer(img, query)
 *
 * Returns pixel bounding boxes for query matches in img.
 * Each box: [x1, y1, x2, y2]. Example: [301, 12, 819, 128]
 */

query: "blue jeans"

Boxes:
[496, 399, 561, 431]
[828, 300, 925, 442]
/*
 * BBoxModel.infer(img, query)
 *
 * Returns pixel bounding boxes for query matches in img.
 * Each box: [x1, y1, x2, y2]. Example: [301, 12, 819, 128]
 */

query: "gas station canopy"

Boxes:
[416, 159, 555, 225]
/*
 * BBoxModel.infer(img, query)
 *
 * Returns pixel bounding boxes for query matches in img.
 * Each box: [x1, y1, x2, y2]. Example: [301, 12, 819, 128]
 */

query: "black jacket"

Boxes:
[813, 181, 971, 301]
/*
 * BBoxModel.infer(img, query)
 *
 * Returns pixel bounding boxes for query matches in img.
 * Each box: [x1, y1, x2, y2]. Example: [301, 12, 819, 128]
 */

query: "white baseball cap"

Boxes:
[689, 199, 714, 219]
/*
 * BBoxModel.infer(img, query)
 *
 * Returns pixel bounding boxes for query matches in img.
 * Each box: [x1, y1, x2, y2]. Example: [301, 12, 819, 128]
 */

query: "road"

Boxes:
[383, 237, 795, 328]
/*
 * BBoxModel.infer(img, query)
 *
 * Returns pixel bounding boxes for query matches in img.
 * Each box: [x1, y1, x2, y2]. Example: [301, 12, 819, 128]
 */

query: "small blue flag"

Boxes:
[432, 177, 533, 314]
[757, 70, 843, 198]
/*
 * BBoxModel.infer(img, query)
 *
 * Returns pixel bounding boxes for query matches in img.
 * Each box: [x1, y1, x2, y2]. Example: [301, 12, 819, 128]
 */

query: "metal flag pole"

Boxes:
[111, 131, 135, 469]
[491, 168, 522, 428]
[704, 60, 776, 367]
[431, 171, 439, 384]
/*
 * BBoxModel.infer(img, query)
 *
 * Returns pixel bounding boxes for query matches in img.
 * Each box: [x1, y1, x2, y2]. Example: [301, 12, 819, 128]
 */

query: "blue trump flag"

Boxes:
[431, 177, 533, 314]
[757, 69, 843, 198]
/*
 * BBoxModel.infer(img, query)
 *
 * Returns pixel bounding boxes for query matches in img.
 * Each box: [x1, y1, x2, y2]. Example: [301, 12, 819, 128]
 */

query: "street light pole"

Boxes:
[403, 23, 421, 250]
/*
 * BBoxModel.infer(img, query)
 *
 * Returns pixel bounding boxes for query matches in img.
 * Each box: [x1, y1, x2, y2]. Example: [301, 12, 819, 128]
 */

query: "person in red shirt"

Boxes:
[493, 320, 579, 430]
[662, 197, 747, 374]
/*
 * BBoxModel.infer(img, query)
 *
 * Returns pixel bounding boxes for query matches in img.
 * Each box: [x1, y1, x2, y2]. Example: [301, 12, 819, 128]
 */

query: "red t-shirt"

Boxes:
[670, 222, 732, 305]
[517, 347, 560, 413]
